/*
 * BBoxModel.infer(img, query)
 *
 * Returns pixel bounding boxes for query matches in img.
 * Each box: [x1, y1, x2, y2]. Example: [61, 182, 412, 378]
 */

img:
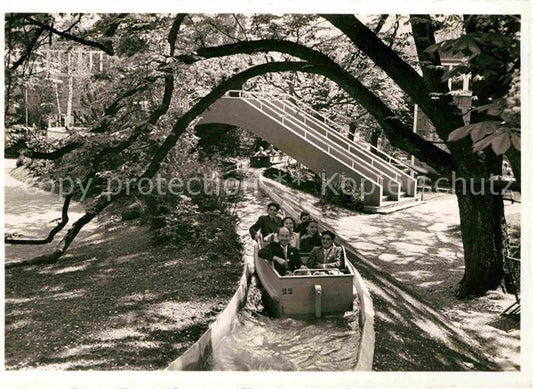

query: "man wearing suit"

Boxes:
[249, 202, 282, 239]
[307, 230, 343, 269]
[294, 210, 311, 234]
[258, 227, 301, 276]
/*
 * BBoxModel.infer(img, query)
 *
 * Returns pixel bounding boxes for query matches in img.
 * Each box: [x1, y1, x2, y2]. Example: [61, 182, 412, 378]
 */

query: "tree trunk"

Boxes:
[5, 194, 72, 245]
[5, 196, 108, 269]
[348, 121, 356, 141]
[370, 128, 381, 156]
[506, 147, 521, 189]
[66, 75, 73, 127]
[455, 192, 507, 298]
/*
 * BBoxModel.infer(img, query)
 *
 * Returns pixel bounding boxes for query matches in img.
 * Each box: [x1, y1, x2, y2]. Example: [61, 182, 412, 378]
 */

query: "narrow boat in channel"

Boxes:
[253, 234, 355, 318]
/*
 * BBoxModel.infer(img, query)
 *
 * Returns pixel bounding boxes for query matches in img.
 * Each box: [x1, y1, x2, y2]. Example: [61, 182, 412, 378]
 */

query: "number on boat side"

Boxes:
[282, 288, 293, 295]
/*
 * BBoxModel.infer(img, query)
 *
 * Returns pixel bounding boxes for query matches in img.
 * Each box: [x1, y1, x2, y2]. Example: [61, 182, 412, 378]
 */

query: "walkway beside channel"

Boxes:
[4, 159, 99, 264]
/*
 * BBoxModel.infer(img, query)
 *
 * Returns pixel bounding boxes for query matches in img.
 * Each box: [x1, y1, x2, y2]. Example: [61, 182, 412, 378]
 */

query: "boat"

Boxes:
[253, 234, 355, 317]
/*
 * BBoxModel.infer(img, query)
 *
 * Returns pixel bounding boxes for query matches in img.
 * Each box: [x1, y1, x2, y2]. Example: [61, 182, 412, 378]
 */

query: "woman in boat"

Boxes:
[267, 216, 300, 248]
[258, 227, 302, 276]
[299, 219, 322, 255]
[307, 230, 343, 270]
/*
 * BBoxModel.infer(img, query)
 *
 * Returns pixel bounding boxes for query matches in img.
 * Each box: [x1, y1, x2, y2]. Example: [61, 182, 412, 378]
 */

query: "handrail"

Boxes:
[232, 91, 408, 193]
[278, 96, 417, 178]
[226, 90, 417, 177]
[259, 93, 406, 185]
[239, 97, 382, 188]
[249, 96, 398, 187]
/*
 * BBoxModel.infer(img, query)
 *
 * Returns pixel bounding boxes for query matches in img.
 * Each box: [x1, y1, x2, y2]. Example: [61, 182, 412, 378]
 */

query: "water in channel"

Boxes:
[205, 274, 361, 371]
[205, 170, 361, 370]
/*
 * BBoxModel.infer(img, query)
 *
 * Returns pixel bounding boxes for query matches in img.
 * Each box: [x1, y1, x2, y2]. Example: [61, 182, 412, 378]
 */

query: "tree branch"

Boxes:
[176, 39, 454, 175]
[25, 141, 83, 160]
[373, 14, 389, 34]
[5, 61, 317, 269]
[321, 14, 463, 135]
[409, 14, 448, 94]
[141, 61, 320, 179]
[5, 195, 72, 245]
[25, 81, 149, 160]
[168, 14, 187, 56]
[22, 14, 115, 55]
[103, 13, 129, 37]
[10, 26, 45, 71]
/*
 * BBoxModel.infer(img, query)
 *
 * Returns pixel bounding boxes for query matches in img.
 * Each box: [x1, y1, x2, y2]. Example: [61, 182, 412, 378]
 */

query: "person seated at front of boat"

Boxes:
[249, 202, 282, 239]
[258, 227, 302, 276]
[299, 219, 322, 255]
[307, 231, 342, 270]
[294, 211, 311, 234]
[268, 216, 300, 248]
[254, 146, 268, 156]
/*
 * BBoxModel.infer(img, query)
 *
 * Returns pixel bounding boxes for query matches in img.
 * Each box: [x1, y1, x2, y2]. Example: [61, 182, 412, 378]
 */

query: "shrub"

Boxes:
[263, 166, 364, 211]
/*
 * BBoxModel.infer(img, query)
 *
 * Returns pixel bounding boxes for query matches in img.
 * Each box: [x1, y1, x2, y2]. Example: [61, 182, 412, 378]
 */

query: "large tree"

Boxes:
[5, 14, 520, 299]
[173, 14, 520, 297]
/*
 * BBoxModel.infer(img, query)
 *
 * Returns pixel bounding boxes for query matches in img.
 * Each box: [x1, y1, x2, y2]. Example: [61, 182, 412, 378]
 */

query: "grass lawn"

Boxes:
[5, 221, 243, 370]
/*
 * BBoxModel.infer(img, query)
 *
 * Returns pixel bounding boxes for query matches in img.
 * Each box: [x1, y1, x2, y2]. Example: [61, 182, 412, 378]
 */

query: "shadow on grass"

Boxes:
[5, 224, 241, 370]
[349, 252, 499, 371]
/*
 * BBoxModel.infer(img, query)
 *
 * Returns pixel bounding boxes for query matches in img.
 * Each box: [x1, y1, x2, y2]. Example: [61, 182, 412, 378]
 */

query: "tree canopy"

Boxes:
[4, 13, 521, 297]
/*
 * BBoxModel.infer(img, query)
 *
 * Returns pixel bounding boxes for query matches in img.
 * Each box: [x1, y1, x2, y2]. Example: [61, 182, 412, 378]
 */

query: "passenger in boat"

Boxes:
[258, 227, 302, 276]
[268, 216, 300, 248]
[294, 211, 311, 234]
[249, 202, 282, 239]
[307, 231, 343, 270]
[254, 146, 268, 156]
[299, 219, 322, 254]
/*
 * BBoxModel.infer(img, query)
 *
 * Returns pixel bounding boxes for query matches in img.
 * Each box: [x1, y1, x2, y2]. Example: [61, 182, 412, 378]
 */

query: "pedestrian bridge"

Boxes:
[198, 90, 420, 213]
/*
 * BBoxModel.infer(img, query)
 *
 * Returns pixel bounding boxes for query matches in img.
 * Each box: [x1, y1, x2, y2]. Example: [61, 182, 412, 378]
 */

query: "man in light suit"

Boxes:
[249, 202, 282, 239]
[307, 230, 343, 269]
[258, 227, 301, 276]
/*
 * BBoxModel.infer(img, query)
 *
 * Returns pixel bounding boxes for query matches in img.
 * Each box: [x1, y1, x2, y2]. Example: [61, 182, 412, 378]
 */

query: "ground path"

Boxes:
[259, 172, 519, 370]
[3, 159, 242, 369]
[4, 158, 99, 263]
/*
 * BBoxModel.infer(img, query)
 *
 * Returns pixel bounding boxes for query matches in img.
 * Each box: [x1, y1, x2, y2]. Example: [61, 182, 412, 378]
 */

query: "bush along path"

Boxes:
[4, 163, 245, 370]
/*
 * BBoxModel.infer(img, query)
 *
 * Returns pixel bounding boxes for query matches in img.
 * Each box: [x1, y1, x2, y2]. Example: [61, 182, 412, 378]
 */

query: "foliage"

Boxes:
[149, 181, 243, 263]
[196, 126, 258, 159]
[263, 165, 363, 211]
[4, 125, 46, 157]
[426, 15, 521, 155]
[4, 13, 522, 297]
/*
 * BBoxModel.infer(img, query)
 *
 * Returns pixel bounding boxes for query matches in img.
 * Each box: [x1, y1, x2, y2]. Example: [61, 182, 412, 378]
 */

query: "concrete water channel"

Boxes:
[203, 174, 363, 371]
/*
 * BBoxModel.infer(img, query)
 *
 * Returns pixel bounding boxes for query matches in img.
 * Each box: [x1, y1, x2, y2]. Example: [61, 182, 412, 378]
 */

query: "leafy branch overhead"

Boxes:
[425, 15, 520, 156]
[4, 13, 522, 298]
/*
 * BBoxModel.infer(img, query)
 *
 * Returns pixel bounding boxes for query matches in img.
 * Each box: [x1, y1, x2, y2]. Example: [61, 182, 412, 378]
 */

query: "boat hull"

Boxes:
[254, 244, 354, 317]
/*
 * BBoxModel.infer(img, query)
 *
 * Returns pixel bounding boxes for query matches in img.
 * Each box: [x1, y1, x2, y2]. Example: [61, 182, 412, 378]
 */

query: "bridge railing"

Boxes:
[225, 90, 417, 178]
[236, 96, 385, 207]
[241, 97, 384, 187]
[268, 97, 417, 197]
[275, 92, 417, 177]
[245, 96, 402, 197]
[226, 90, 414, 197]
